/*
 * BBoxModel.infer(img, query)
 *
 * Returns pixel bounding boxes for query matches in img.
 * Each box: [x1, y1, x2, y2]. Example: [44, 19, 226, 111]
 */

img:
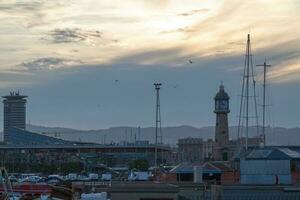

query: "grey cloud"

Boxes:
[21, 57, 82, 71]
[0, 1, 67, 28]
[43, 28, 103, 44]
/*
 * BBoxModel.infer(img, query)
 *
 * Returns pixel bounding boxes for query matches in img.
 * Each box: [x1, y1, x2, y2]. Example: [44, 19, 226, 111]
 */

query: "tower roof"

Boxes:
[214, 83, 229, 100]
[2, 91, 27, 100]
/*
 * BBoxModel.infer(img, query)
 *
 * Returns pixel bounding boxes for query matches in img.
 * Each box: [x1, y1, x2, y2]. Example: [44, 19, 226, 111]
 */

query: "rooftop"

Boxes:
[214, 84, 229, 100]
[236, 147, 300, 160]
[170, 161, 233, 174]
[2, 91, 27, 99]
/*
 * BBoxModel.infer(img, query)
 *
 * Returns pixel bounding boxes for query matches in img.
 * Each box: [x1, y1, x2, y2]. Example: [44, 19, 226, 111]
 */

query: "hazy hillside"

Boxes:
[27, 124, 300, 146]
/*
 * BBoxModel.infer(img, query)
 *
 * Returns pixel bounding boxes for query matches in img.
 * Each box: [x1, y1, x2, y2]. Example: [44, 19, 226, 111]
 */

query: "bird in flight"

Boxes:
[115, 79, 119, 83]
[188, 60, 193, 64]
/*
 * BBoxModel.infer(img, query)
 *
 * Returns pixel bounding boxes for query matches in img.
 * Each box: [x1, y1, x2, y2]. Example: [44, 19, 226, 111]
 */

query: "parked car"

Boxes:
[101, 173, 112, 181]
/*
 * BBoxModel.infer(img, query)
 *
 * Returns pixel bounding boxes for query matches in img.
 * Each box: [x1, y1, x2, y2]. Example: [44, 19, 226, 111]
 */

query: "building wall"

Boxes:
[291, 171, 300, 185]
[240, 160, 290, 174]
[241, 174, 292, 185]
[240, 160, 292, 184]
[178, 138, 204, 163]
[215, 113, 229, 146]
[221, 171, 239, 185]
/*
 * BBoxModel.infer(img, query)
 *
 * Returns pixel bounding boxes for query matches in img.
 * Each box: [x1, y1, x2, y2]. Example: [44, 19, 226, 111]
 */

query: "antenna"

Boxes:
[154, 83, 162, 169]
[257, 59, 271, 146]
[237, 34, 259, 150]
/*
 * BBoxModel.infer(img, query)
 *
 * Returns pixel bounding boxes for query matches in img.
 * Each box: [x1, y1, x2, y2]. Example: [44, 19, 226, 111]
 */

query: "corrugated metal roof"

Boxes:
[247, 149, 272, 159]
[277, 148, 300, 159]
[170, 163, 201, 174]
[209, 162, 233, 172]
[237, 147, 300, 160]
[170, 162, 232, 174]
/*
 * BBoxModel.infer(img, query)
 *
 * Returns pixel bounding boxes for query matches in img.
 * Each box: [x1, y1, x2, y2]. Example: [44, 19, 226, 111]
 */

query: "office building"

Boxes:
[2, 91, 27, 142]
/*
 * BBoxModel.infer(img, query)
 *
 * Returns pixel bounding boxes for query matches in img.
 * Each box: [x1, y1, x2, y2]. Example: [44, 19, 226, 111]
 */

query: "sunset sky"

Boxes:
[0, 0, 299, 129]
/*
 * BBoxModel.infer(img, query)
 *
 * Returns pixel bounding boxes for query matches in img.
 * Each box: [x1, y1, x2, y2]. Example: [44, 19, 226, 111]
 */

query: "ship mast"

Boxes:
[237, 34, 259, 150]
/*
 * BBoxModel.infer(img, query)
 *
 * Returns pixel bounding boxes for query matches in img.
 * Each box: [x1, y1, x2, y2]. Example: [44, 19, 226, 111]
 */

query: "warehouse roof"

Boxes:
[170, 161, 232, 174]
[238, 147, 300, 160]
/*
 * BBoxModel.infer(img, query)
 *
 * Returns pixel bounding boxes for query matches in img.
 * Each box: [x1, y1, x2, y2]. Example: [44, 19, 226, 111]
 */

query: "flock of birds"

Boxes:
[96, 59, 194, 109]
[113, 59, 193, 87]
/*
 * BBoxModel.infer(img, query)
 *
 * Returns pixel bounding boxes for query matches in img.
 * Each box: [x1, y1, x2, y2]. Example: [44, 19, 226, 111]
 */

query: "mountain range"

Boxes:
[26, 124, 300, 146]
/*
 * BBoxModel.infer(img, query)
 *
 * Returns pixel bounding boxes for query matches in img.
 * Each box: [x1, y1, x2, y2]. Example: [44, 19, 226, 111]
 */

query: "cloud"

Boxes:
[20, 57, 82, 71]
[177, 9, 210, 17]
[0, 1, 65, 28]
[43, 28, 103, 44]
[269, 59, 300, 84]
[110, 47, 191, 67]
[0, 1, 43, 12]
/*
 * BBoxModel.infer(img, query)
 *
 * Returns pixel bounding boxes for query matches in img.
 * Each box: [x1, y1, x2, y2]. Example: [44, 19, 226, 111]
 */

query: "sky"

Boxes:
[0, 0, 299, 130]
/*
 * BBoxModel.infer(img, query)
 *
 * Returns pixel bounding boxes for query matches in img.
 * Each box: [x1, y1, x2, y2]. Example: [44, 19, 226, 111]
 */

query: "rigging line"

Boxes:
[266, 83, 274, 130]
[249, 40, 260, 138]
[245, 34, 250, 150]
[237, 34, 248, 145]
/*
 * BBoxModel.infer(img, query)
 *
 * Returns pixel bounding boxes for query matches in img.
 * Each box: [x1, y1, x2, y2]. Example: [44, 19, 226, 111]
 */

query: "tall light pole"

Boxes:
[154, 83, 162, 169]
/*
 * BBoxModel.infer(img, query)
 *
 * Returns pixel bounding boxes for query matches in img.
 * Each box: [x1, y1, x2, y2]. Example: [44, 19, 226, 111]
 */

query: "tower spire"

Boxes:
[220, 81, 224, 91]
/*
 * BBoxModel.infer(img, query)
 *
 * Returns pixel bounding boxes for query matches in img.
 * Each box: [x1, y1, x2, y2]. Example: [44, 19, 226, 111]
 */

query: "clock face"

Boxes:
[220, 100, 228, 109]
[216, 100, 228, 110]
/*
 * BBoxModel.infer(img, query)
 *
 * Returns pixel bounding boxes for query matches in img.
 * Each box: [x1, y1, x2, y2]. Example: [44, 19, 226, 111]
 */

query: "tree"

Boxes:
[130, 159, 149, 171]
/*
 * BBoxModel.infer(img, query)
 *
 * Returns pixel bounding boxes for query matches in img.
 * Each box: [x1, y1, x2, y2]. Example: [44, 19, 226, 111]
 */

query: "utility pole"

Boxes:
[257, 59, 271, 146]
[154, 83, 162, 170]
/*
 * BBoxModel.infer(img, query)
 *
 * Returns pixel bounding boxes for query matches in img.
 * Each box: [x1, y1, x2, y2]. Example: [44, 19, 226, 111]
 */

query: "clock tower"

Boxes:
[214, 83, 230, 161]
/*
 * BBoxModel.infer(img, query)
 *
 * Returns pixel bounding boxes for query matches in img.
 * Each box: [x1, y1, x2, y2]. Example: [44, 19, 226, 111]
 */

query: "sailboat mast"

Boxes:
[237, 34, 259, 151]
[245, 34, 250, 150]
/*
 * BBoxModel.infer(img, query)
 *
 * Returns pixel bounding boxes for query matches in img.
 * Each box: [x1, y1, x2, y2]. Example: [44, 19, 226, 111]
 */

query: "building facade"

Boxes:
[178, 138, 204, 163]
[238, 147, 300, 185]
[2, 92, 27, 142]
[0, 128, 172, 171]
[177, 138, 214, 163]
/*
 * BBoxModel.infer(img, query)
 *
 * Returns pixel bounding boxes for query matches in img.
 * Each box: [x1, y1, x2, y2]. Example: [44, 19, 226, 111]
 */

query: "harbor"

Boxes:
[0, 1, 299, 199]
